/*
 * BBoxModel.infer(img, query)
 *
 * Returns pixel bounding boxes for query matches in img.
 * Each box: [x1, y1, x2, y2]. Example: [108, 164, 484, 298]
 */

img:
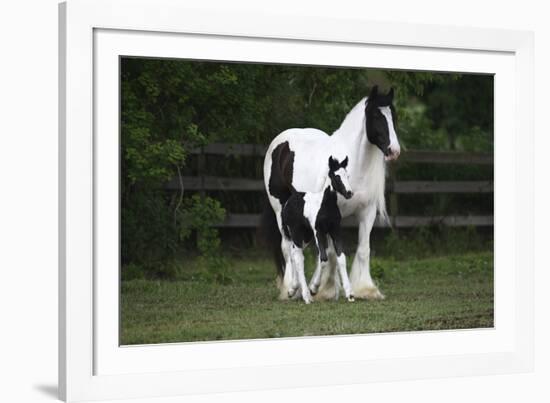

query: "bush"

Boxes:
[179, 195, 231, 284]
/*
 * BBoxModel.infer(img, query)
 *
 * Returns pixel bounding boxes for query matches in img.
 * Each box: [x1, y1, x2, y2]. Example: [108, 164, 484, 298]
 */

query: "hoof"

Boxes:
[279, 286, 301, 301]
[352, 285, 385, 300]
[287, 285, 300, 299]
[347, 295, 355, 302]
[312, 282, 340, 302]
[303, 293, 313, 304]
[309, 287, 317, 296]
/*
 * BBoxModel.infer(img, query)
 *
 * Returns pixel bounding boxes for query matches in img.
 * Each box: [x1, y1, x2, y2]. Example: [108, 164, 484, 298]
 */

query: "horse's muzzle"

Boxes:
[345, 191, 354, 199]
[385, 146, 400, 161]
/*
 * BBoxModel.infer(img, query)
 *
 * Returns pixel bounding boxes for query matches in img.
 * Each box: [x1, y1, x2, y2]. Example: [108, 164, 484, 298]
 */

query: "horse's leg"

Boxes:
[276, 210, 298, 299]
[314, 243, 341, 301]
[284, 238, 299, 298]
[350, 204, 384, 300]
[290, 245, 312, 304]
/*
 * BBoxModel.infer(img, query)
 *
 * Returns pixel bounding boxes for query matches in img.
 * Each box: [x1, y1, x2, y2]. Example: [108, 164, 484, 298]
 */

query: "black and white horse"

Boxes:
[281, 156, 354, 304]
[263, 86, 400, 300]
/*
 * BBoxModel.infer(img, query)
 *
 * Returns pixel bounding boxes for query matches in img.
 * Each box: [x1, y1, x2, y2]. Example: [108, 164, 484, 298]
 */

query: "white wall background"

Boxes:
[0, 0, 547, 402]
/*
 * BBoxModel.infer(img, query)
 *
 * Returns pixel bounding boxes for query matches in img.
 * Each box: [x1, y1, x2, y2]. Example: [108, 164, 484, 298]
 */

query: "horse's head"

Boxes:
[328, 156, 353, 199]
[365, 86, 401, 161]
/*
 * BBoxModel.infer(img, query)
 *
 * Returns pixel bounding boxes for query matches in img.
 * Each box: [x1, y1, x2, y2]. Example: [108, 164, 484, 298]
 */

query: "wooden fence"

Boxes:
[166, 143, 493, 228]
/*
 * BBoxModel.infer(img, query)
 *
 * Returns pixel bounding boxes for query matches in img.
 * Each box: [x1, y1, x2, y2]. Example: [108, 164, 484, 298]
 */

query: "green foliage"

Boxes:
[121, 189, 179, 273]
[386, 71, 493, 152]
[179, 195, 231, 284]
[121, 262, 145, 281]
[370, 260, 386, 281]
[121, 59, 233, 277]
[381, 226, 488, 260]
[386, 71, 460, 97]
[178, 195, 225, 248]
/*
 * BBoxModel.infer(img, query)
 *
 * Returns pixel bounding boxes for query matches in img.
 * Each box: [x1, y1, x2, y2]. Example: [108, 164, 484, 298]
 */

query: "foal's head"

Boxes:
[328, 156, 353, 199]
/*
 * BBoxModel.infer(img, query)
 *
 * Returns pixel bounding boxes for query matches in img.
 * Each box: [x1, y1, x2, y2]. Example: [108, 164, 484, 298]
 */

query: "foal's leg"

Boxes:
[309, 257, 323, 296]
[309, 232, 328, 295]
[290, 244, 312, 304]
[309, 259, 321, 295]
[330, 228, 354, 301]
[334, 250, 354, 302]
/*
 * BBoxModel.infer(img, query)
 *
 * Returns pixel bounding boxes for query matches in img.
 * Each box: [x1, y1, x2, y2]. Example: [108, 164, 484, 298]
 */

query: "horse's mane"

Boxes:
[332, 97, 368, 136]
[332, 96, 389, 224]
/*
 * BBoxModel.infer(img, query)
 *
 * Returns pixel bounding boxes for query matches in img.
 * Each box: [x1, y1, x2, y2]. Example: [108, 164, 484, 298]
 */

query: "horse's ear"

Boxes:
[369, 85, 379, 100]
[341, 156, 349, 168]
[328, 156, 338, 172]
[388, 87, 394, 101]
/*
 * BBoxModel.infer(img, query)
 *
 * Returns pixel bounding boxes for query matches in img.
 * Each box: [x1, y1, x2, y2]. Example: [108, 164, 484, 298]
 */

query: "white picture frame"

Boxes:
[59, 0, 534, 401]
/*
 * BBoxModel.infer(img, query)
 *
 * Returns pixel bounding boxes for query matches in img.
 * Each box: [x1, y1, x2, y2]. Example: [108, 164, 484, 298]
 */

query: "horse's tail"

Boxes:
[258, 199, 284, 280]
[376, 163, 391, 227]
[377, 194, 391, 227]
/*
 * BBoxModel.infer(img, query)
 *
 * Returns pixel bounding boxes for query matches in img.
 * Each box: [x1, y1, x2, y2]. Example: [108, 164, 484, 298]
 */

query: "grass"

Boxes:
[120, 251, 493, 345]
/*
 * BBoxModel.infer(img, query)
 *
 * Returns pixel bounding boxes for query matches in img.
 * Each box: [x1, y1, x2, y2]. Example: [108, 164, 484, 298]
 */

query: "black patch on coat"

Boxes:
[268, 141, 295, 206]
[281, 191, 314, 248]
[365, 86, 396, 156]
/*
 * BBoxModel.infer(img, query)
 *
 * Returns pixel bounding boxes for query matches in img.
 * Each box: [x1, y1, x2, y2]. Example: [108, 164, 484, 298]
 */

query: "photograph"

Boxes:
[119, 57, 494, 345]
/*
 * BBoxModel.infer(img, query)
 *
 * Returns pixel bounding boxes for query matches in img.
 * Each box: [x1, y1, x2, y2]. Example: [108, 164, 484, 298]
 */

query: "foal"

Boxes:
[281, 156, 354, 304]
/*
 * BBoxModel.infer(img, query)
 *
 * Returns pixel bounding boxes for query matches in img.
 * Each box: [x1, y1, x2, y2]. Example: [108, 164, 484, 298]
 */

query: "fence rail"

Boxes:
[166, 176, 493, 194]
[216, 214, 493, 228]
[177, 143, 493, 228]
[190, 143, 494, 165]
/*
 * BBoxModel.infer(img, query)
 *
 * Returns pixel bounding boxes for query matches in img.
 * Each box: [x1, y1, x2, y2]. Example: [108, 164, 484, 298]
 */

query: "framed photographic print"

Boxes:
[59, 0, 534, 401]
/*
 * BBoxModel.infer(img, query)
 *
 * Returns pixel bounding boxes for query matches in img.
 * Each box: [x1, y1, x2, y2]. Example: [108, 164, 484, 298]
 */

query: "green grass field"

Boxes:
[120, 251, 493, 345]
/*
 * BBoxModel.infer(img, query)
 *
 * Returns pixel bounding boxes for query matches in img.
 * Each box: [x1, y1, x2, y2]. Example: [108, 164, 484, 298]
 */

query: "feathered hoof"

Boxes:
[278, 285, 303, 301]
[288, 288, 298, 299]
[312, 286, 339, 302]
[352, 285, 385, 300]
[278, 288, 293, 301]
